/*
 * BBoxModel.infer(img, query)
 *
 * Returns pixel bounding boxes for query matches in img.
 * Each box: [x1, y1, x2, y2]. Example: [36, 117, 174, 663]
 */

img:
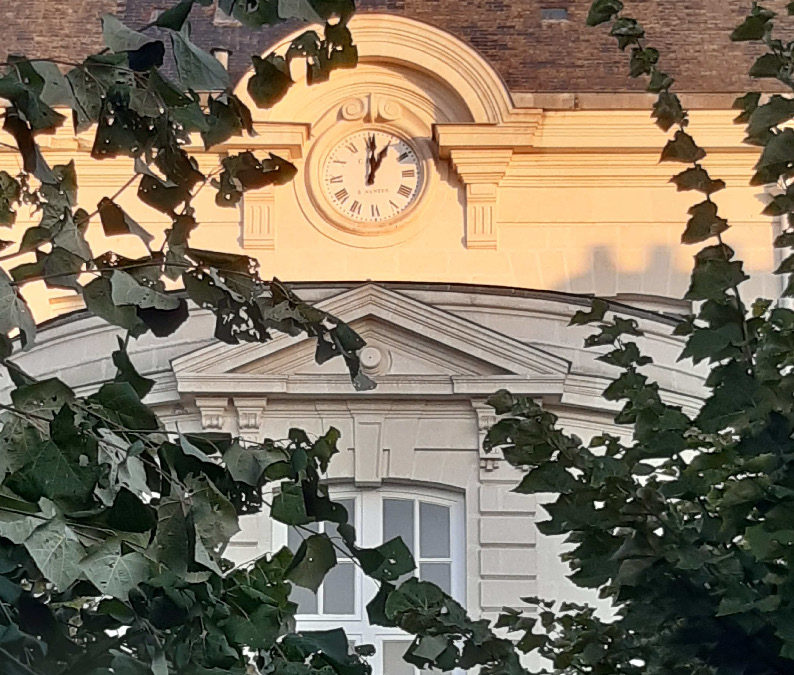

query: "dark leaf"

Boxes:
[98, 197, 155, 247]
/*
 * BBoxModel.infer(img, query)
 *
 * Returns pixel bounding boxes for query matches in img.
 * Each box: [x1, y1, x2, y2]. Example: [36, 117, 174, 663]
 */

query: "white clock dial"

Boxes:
[322, 130, 424, 223]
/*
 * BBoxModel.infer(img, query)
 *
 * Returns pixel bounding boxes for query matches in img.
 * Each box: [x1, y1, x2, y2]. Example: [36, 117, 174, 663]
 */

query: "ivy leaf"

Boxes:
[569, 298, 608, 326]
[24, 514, 86, 590]
[153, 0, 196, 30]
[82, 277, 148, 337]
[652, 91, 685, 131]
[187, 475, 239, 555]
[7, 438, 97, 508]
[98, 198, 154, 248]
[247, 54, 292, 108]
[660, 130, 706, 163]
[110, 270, 180, 311]
[286, 533, 336, 591]
[88, 382, 160, 431]
[0, 269, 36, 348]
[112, 337, 154, 399]
[733, 91, 761, 124]
[278, 0, 324, 22]
[101, 15, 152, 52]
[745, 96, 794, 146]
[0, 507, 43, 545]
[755, 128, 794, 182]
[356, 537, 415, 582]
[681, 201, 729, 244]
[213, 152, 297, 206]
[749, 53, 784, 78]
[586, 0, 623, 26]
[170, 25, 230, 92]
[0, 171, 20, 226]
[670, 167, 726, 195]
[272, 483, 310, 525]
[80, 540, 149, 600]
[731, 13, 773, 41]
[150, 496, 190, 575]
[137, 174, 189, 215]
[201, 93, 254, 149]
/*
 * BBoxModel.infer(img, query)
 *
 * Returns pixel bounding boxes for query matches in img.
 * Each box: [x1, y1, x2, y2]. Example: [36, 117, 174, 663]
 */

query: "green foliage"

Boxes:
[476, 2, 794, 673]
[0, 2, 531, 674]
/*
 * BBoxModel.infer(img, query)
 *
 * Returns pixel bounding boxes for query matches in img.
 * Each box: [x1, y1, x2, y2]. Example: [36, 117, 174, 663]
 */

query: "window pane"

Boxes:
[323, 561, 355, 614]
[290, 584, 318, 614]
[382, 641, 414, 675]
[383, 499, 414, 556]
[288, 521, 319, 552]
[420, 562, 451, 595]
[420, 502, 450, 558]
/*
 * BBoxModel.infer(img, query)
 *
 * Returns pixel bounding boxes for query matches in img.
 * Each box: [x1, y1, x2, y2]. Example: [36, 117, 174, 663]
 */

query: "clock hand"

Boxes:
[366, 134, 378, 185]
[367, 142, 390, 185]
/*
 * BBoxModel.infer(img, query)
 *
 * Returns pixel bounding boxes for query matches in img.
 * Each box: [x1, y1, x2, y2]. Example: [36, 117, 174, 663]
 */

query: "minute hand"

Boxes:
[366, 144, 389, 185]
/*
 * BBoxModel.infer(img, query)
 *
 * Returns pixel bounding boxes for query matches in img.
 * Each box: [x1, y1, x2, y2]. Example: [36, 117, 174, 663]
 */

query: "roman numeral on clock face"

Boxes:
[401, 169, 415, 178]
[329, 175, 343, 183]
[371, 204, 380, 218]
[397, 184, 412, 198]
[335, 188, 349, 203]
[350, 200, 362, 215]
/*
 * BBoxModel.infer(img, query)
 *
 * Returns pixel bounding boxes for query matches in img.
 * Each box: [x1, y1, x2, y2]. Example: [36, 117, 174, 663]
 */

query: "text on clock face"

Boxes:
[322, 130, 424, 223]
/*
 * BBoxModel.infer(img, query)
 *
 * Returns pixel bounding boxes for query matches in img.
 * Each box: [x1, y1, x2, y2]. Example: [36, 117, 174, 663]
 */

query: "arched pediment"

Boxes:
[232, 13, 521, 125]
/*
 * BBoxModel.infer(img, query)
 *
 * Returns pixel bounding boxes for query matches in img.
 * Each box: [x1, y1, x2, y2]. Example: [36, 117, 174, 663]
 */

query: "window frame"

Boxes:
[273, 484, 466, 674]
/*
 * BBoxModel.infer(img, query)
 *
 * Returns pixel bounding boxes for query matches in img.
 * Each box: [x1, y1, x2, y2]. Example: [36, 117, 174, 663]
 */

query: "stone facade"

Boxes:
[0, 5, 781, 672]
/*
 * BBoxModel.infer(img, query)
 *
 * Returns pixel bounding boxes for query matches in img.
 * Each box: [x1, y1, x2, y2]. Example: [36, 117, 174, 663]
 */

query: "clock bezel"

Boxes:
[305, 123, 433, 239]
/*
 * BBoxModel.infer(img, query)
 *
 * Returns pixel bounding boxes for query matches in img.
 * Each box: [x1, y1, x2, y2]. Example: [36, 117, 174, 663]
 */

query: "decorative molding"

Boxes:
[340, 94, 402, 123]
[195, 396, 229, 430]
[242, 187, 275, 250]
[233, 397, 268, 439]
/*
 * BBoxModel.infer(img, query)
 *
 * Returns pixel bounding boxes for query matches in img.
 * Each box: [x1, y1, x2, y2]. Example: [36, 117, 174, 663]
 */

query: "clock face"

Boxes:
[321, 130, 424, 224]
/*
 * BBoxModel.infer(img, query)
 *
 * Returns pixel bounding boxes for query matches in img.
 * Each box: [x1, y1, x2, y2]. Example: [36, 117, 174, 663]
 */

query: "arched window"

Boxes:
[275, 486, 466, 675]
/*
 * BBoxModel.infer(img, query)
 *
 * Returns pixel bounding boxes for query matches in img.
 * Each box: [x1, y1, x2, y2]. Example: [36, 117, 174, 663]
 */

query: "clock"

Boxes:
[321, 129, 424, 224]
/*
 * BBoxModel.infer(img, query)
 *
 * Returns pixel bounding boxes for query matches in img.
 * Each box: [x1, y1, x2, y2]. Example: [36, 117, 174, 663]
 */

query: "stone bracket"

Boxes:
[195, 396, 230, 431]
[451, 149, 512, 250]
[471, 399, 502, 472]
[435, 121, 540, 250]
[233, 397, 269, 440]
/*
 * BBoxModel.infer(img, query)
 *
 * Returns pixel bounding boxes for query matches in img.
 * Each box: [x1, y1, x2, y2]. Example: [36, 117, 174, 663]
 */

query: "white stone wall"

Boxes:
[8, 284, 695, 623]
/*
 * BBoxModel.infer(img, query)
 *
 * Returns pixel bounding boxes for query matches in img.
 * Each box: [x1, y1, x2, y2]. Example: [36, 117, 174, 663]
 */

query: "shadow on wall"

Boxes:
[561, 243, 778, 313]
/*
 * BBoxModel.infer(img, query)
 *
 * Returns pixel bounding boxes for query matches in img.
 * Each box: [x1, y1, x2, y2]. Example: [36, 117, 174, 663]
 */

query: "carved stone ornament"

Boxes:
[340, 94, 402, 123]
[233, 397, 269, 438]
[195, 397, 229, 430]
[472, 400, 501, 472]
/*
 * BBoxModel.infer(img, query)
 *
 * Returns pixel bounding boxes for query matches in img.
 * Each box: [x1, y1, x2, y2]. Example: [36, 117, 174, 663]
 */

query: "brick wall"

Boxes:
[1, 0, 784, 94]
[0, 0, 123, 64]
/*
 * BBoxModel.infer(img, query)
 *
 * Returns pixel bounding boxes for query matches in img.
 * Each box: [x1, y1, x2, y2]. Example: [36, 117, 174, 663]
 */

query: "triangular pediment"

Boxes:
[172, 285, 569, 397]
